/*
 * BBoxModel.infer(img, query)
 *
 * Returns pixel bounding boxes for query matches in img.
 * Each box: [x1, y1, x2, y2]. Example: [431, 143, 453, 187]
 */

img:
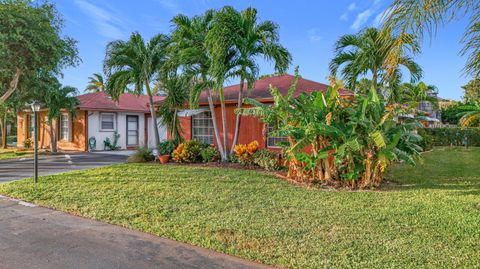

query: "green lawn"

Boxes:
[0, 147, 479, 268]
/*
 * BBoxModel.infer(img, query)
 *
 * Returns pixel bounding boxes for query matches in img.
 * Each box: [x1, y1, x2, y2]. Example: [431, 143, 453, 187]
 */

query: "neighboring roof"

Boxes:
[197, 74, 352, 104]
[76, 92, 164, 113]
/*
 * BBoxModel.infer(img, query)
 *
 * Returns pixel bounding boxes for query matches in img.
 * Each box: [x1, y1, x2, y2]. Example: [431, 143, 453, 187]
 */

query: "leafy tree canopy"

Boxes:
[462, 78, 480, 103]
[0, 0, 79, 103]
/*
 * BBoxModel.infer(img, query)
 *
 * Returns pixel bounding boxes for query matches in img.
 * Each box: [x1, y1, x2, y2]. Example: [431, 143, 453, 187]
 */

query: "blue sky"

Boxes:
[55, 0, 471, 100]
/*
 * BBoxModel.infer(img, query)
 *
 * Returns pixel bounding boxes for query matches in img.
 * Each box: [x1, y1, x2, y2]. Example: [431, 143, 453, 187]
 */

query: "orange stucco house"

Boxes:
[166, 74, 352, 150]
[17, 93, 165, 151]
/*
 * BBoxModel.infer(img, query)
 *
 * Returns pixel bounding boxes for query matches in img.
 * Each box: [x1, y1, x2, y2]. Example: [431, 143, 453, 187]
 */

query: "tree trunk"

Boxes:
[219, 87, 229, 161]
[206, 88, 226, 161]
[171, 108, 177, 141]
[0, 115, 6, 149]
[49, 118, 57, 153]
[145, 81, 161, 148]
[0, 68, 21, 104]
[230, 77, 245, 155]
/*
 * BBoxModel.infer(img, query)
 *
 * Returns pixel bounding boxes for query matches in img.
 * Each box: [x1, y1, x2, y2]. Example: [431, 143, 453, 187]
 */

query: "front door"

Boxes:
[126, 115, 139, 147]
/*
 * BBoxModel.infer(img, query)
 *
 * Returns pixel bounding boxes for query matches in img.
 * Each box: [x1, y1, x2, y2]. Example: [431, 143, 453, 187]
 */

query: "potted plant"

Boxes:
[157, 140, 177, 164]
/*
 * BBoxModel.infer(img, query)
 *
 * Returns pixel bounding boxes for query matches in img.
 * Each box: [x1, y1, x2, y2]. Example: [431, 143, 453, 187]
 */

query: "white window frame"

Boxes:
[192, 111, 214, 144]
[59, 113, 71, 141]
[100, 112, 116, 132]
[267, 124, 288, 148]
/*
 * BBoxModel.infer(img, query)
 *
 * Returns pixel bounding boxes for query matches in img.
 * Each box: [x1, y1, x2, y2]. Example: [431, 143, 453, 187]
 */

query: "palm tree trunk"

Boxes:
[206, 88, 226, 160]
[49, 118, 57, 153]
[145, 81, 161, 148]
[219, 87, 229, 161]
[229, 77, 245, 155]
[172, 108, 177, 141]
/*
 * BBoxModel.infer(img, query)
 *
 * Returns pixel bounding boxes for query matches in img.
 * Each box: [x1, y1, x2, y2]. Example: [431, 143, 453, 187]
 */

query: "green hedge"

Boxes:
[423, 128, 480, 146]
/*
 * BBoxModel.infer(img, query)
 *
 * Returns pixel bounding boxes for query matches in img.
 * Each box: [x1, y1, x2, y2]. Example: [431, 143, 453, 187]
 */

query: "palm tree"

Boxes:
[86, 73, 106, 92]
[380, 0, 480, 79]
[156, 72, 190, 143]
[170, 10, 230, 161]
[104, 32, 169, 148]
[459, 102, 480, 127]
[329, 27, 422, 94]
[398, 82, 439, 109]
[212, 7, 292, 155]
[43, 81, 79, 153]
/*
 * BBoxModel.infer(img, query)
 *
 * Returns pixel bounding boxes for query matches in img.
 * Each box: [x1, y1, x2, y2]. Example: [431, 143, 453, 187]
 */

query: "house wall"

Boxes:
[178, 103, 273, 150]
[17, 110, 87, 151]
[87, 111, 148, 150]
[146, 116, 168, 148]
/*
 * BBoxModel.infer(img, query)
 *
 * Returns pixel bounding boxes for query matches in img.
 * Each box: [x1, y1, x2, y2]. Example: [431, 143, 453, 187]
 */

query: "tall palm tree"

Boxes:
[213, 7, 292, 155]
[86, 73, 106, 92]
[170, 10, 230, 161]
[104, 32, 169, 148]
[381, 0, 480, 79]
[43, 80, 79, 153]
[329, 27, 422, 93]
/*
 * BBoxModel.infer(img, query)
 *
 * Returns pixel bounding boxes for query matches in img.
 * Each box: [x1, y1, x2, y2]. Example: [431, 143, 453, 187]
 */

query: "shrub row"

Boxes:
[422, 127, 480, 147]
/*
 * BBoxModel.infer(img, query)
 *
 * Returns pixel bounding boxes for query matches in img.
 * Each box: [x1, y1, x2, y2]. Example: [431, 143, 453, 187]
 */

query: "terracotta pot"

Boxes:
[159, 154, 170, 164]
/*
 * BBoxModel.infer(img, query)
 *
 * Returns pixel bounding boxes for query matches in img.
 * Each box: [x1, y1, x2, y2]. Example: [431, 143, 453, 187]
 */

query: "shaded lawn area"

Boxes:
[0, 147, 479, 268]
[0, 150, 32, 160]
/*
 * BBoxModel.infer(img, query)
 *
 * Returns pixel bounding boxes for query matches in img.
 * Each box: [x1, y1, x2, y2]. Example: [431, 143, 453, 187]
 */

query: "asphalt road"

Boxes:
[0, 196, 270, 269]
[0, 153, 129, 182]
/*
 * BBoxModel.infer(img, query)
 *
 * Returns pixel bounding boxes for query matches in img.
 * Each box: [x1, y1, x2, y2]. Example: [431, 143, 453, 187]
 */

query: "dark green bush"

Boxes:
[252, 149, 282, 171]
[423, 128, 480, 146]
[200, 147, 220, 162]
[157, 140, 178, 156]
[127, 147, 154, 163]
[417, 129, 434, 151]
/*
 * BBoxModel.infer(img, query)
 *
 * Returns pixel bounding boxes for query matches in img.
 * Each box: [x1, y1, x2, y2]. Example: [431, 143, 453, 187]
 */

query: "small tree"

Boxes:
[86, 73, 106, 92]
[156, 72, 190, 143]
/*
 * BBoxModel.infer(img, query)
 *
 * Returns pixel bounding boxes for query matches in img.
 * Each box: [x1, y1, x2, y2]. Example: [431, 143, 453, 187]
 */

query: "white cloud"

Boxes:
[340, 2, 357, 21]
[156, 0, 182, 14]
[73, 0, 127, 40]
[348, 3, 357, 11]
[308, 28, 322, 42]
[351, 9, 374, 30]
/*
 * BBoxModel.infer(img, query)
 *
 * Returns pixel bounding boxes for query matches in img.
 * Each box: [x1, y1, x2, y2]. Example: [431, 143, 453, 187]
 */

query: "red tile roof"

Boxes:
[197, 74, 352, 104]
[77, 92, 164, 112]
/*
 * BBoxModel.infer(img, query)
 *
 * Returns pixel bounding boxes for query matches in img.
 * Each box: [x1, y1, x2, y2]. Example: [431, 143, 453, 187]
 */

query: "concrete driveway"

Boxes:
[0, 196, 269, 269]
[0, 152, 129, 182]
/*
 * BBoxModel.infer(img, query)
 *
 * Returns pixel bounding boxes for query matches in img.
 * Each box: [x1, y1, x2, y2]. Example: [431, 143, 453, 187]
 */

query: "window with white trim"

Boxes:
[59, 113, 70, 141]
[100, 113, 116, 131]
[267, 124, 288, 147]
[26, 114, 34, 138]
[192, 111, 214, 144]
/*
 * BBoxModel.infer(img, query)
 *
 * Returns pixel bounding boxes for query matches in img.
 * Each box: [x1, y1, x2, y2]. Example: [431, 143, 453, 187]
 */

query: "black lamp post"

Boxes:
[31, 101, 41, 184]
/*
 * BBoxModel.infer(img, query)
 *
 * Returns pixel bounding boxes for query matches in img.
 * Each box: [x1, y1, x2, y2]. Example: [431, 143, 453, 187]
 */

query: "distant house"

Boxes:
[170, 74, 352, 150]
[17, 92, 166, 151]
[417, 87, 441, 120]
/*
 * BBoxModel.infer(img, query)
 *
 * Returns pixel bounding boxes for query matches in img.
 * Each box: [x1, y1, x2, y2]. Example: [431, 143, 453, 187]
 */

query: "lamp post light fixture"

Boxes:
[31, 101, 41, 184]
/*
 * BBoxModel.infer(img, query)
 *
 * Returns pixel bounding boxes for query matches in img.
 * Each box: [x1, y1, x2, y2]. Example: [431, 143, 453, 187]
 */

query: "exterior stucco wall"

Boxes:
[87, 111, 147, 150]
